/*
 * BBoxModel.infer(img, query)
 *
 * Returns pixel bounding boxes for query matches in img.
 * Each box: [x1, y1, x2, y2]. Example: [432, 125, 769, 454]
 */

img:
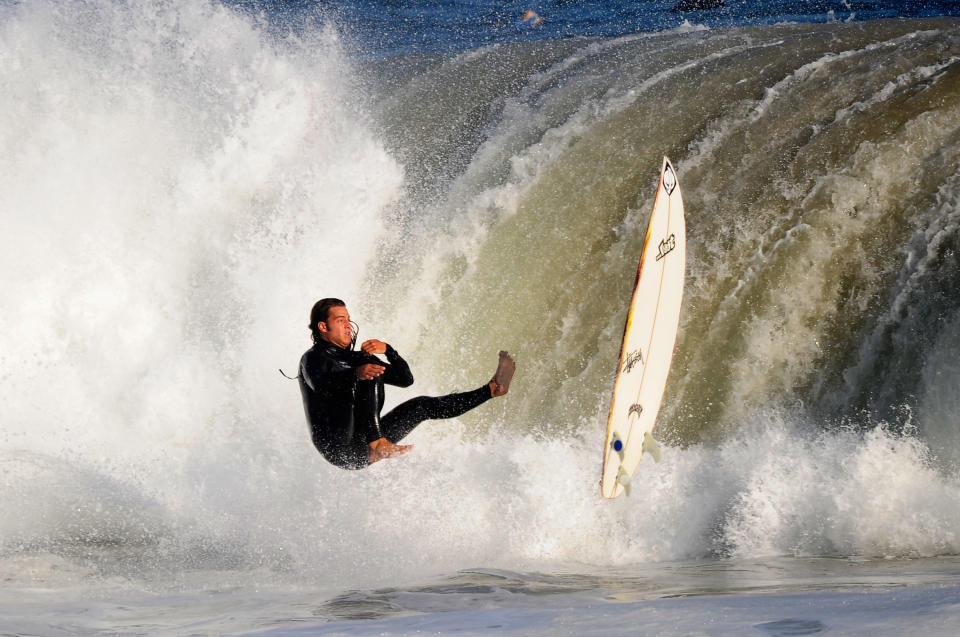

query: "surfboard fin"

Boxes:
[642, 431, 662, 463]
[610, 431, 626, 460]
[616, 466, 632, 497]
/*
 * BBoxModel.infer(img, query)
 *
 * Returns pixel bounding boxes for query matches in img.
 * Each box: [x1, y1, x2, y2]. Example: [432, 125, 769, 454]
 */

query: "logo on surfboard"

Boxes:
[622, 349, 644, 373]
[663, 165, 677, 195]
[656, 234, 676, 261]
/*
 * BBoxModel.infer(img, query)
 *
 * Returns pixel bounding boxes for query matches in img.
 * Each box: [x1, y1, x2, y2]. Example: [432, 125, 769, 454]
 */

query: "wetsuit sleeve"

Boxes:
[381, 345, 414, 388]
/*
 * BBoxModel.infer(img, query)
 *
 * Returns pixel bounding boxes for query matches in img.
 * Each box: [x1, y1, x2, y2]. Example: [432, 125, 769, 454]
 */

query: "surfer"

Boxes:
[298, 298, 515, 469]
[516, 10, 543, 26]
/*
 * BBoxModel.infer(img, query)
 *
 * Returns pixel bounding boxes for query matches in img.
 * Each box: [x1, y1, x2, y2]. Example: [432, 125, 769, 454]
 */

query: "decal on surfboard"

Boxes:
[656, 234, 676, 261]
[622, 349, 644, 373]
[663, 164, 677, 195]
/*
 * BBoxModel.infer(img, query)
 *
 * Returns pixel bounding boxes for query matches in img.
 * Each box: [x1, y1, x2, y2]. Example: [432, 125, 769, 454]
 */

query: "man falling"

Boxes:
[298, 298, 515, 468]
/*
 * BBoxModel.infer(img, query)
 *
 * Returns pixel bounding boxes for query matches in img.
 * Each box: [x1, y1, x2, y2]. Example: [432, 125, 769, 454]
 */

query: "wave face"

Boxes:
[2, 0, 960, 590]
[369, 18, 960, 444]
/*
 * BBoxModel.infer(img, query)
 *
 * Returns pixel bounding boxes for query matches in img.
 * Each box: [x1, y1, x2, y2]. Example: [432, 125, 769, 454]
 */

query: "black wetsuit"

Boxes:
[298, 341, 491, 469]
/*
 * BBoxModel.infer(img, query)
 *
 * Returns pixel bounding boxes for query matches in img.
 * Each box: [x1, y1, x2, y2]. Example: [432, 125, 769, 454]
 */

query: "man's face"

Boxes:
[319, 305, 353, 349]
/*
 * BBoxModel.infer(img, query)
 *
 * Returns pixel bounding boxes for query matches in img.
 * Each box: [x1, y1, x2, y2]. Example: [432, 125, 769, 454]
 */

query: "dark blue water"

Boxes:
[228, 0, 960, 56]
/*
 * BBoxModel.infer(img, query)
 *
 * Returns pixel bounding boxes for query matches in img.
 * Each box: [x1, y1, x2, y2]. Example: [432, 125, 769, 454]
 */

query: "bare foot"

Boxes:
[367, 437, 414, 463]
[489, 350, 516, 397]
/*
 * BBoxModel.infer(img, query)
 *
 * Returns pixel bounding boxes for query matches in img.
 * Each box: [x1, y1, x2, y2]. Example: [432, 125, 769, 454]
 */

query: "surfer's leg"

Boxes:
[379, 386, 492, 443]
[380, 352, 515, 442]
[354, 377, 386, 443]
[310, 410, 371, 471]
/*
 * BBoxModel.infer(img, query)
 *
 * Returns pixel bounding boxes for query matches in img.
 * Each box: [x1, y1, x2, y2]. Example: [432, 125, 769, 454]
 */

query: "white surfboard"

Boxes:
[601, 157, 686, 499]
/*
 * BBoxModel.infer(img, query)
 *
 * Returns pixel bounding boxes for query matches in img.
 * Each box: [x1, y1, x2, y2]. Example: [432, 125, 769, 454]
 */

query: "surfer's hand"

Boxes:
[356, 363, 386, 380]
[368, 437, 414, 463]
[360, 339, 388, 355]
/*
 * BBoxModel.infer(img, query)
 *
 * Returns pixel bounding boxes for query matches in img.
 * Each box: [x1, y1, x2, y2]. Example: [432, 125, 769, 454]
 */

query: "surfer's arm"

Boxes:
[382, 345, 414, 387]
[359, 340, 414, 387]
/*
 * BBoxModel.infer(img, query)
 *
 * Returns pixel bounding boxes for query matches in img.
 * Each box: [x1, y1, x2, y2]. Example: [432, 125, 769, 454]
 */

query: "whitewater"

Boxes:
[2, 0, 960, 634]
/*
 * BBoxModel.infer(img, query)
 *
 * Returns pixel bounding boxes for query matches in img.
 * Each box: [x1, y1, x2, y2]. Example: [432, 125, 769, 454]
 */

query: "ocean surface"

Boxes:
[3, 0, 960, 634]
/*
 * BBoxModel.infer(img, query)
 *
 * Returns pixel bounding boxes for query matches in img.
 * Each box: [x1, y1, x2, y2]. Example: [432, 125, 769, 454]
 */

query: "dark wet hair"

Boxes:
[309, 298, 345, 344]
